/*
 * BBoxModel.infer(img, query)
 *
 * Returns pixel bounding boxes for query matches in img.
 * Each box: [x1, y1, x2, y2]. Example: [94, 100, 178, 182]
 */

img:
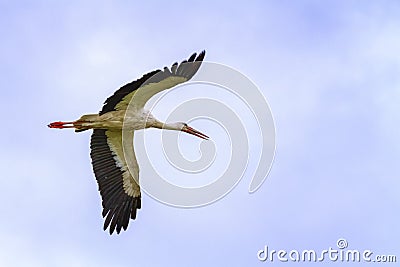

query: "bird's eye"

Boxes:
[184, 123, 188, 127]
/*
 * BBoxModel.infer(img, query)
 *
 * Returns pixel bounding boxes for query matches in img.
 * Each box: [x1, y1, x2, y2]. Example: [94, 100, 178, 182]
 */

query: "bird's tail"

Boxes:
[73, 114, 100, 132]
[48, 114, 99, 132]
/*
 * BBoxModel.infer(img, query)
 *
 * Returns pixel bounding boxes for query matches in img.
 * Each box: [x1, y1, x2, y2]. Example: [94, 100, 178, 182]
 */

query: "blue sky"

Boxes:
[1, 1, 399, 266]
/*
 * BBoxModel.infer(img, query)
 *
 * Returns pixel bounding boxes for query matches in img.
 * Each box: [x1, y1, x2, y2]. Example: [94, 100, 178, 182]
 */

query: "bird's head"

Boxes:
[166, 122, 209, 140]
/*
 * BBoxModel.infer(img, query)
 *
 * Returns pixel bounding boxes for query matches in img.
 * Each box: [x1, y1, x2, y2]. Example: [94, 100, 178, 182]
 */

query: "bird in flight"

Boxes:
[48, 51, 208, 234]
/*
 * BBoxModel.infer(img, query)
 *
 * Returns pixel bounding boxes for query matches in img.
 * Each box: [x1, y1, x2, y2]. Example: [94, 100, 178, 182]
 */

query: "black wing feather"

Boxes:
[90, 129, 141, 235]
[99, 50, 206, 115]
[100, 70, 160, 115]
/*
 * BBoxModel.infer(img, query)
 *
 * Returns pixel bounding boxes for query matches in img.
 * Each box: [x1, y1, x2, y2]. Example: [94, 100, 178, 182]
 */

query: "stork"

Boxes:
[48, 51, 208, 234]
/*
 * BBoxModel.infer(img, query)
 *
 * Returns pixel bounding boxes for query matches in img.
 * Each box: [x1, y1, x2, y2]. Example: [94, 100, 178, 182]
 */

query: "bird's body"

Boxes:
[71, 109, 159, 131]
[48, 51, 208, 234]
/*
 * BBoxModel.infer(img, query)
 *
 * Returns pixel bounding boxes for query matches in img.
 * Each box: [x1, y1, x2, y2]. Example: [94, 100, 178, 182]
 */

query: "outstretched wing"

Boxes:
[90, 129, 141, 234]
[99, 50, 206, 115]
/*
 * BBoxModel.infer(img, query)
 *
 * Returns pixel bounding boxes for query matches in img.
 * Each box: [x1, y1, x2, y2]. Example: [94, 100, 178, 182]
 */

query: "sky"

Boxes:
[0, 0, 399, 266]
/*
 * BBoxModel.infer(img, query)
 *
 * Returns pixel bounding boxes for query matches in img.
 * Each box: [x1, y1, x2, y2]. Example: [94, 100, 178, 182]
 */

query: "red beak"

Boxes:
[183, 126, 209, 140]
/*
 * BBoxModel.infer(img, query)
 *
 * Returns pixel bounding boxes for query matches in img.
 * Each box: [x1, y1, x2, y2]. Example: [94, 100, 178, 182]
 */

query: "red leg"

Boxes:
[48, 121, 75, 129]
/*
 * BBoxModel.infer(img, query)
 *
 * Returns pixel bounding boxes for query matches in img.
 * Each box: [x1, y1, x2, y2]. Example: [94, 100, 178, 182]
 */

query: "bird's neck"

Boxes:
[144, 113, 181, 131]
[150, 121, 182, 131]
[150, 120, 164, 129]
[140, 112, 163, 129]
[163, 122, 180, 130]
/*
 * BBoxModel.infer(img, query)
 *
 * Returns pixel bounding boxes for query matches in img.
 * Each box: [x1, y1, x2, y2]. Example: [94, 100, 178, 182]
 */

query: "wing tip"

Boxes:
[188, 50, 206, 62]
[102, 196, 141, 235]
[175, 50, 206, 77]
[196, 50, 206, 61]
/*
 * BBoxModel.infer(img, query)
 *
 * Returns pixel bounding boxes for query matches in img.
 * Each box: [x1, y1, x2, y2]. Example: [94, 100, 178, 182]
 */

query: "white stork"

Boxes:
[48, 51, 208, 234]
